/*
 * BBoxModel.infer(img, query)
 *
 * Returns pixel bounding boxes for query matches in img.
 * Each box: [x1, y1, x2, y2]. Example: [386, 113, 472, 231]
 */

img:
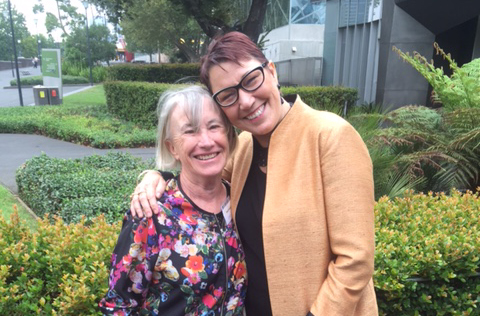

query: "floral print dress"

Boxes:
[99, 178, 247, 316]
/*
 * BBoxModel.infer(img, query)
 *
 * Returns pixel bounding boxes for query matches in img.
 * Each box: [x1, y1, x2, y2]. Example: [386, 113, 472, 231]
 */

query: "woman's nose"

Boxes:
[237, 88, 255, 111]
[197, 129, 214, 146]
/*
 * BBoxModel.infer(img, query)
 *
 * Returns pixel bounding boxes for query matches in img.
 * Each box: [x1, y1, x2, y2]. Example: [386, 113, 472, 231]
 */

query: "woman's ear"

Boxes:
[267, 60, 278, 81]
[165, 139, 179, 160]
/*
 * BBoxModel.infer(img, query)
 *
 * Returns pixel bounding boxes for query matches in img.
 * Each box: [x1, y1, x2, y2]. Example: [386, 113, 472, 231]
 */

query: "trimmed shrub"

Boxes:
[106, 63, 200, 83]
[104, 81, 358, 128]
[104, 81, 187, 128]
[10, 75, 89, 86]
[15, 152, 153, 223]
[374, 190, 480, 315]
[0, 88, 156, 149]
[0, 210, 118, 315]
[282, 85, 358, 114]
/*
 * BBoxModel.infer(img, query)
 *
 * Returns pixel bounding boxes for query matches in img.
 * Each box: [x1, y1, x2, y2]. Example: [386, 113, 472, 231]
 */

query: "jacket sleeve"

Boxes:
[310, 120, 376, 316]
[99, 214, 160, 314]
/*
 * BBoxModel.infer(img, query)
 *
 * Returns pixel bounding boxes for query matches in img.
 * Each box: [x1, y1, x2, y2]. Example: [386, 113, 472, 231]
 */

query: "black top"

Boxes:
[235, 138, 273, 316]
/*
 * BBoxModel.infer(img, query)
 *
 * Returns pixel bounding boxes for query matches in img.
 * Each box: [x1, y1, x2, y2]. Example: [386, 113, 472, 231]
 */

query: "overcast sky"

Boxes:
[10, 0, 104, 42]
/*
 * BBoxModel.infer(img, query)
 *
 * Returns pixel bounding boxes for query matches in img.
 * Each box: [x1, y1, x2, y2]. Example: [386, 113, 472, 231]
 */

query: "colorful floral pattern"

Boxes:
[99, 178, 247, 316]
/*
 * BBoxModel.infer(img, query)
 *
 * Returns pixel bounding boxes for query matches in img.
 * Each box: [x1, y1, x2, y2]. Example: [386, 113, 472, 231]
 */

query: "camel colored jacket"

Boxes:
[222, 96, 378, 316]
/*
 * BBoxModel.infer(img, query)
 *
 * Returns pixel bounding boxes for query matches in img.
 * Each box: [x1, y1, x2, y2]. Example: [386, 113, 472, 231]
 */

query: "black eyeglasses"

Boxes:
[212, 62, 267, 107]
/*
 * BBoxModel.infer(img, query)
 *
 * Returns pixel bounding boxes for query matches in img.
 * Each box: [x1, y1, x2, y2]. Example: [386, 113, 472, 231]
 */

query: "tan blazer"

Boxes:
[223, 96, 378, 316]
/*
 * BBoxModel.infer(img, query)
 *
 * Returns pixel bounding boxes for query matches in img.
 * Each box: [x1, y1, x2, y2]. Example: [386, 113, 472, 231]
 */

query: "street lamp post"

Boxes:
[7, 0, 23, 106]
[34, 18, 41, 67]
[82, 1, 94, 86]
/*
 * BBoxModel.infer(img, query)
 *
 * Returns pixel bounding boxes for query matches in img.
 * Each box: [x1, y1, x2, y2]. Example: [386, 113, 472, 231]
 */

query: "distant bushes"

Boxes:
[106, 63, 200, 83]
[10, 75, 89, 86]
[16, 152, 153, 223]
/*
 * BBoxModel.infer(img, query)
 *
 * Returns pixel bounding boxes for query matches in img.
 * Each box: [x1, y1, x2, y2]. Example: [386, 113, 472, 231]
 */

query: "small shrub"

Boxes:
[375, 189, 480, 315]
[16, 152, 153, 223]
[0, 210, 119, 315]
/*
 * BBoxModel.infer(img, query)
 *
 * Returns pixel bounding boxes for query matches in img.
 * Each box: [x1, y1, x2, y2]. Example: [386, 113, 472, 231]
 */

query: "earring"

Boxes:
[277, 84, 281, 90]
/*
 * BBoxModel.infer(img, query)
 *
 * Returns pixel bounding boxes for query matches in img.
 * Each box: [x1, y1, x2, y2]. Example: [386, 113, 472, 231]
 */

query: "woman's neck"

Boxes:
[179, 172, 226, 214]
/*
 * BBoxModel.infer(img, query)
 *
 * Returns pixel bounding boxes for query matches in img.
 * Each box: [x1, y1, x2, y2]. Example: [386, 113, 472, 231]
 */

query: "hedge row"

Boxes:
[5, 176, 479, 314]
[10, 75, 89, 86]
[106, 63, 200, 83]
[16, 153, 153, 224]
[103, 81, 184, 128]
[104, 81, 358, 128]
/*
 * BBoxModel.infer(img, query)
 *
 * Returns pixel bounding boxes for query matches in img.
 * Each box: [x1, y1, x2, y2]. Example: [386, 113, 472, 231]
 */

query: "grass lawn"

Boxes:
[0, 185, 38, 230]
[0, 84, 156, 148]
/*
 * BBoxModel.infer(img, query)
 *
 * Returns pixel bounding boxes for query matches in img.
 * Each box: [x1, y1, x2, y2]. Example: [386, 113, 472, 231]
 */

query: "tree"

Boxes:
[90, 0, 268, 42]
[0, 1, 31, 60]
[35, 0, 85, 38]
[64, 23, 116, 65]
[120, 0, 206, 62]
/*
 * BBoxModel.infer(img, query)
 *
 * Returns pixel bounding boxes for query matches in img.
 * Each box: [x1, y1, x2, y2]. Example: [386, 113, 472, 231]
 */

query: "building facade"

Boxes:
[262, 0, 480, 108]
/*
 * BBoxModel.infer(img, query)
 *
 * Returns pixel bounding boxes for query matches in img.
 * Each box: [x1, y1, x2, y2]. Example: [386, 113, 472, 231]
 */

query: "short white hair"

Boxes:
[155, 85, 237, 170]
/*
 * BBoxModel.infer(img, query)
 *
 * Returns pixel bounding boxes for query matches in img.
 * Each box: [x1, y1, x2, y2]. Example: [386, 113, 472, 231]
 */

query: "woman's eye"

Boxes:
[184, 129, 195, 134]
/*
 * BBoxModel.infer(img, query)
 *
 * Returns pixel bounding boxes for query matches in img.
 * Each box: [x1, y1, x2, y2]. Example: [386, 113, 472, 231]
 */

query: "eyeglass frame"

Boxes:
[212, 62, 268, 107]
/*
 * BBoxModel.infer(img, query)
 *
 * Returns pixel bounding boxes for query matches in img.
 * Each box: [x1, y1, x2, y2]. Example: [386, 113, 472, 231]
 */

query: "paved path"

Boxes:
[0, 134, 155, 194]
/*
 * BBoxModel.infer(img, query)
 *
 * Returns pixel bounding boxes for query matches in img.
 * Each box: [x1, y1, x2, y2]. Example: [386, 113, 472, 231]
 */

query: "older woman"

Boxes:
[130, 32, 377, 316]
[99, 86, 247, 315]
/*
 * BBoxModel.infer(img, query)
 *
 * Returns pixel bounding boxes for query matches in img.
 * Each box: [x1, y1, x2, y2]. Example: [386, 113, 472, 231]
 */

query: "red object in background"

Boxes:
[51, 90, 57, 97]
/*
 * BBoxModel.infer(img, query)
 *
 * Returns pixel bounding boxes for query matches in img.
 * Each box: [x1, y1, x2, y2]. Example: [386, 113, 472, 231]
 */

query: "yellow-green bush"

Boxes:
[106, 63, 200, 83]
[374, 190, 479, 315]
[1, 191, 478, 314]
[0, 210, 119, 315]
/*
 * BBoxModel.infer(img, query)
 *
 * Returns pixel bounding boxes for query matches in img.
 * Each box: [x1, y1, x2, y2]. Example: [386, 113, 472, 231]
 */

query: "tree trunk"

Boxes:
[241, 0, 268, 42]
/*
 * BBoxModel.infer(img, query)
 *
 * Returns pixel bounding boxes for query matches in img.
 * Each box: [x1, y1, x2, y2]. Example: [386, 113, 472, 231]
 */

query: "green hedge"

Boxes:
[282, 85, 358, 114]
[10, 75, 89, 86]
[104, 81, 358, 128]
[0, 210, 117, 315]
[106, 63, 200, 83]
[374, 190, 479, 315]
[104, 81, 188, 128]
[15, 152, 153, 224]
[2, 182, 478, 314]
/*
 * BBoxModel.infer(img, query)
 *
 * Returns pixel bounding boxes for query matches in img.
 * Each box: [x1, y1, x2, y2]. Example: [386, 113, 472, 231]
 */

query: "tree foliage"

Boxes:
[64, 24, 116, 65]
[0, 1, 30, 60]
[119, 0, 206, 62]
[91, 0, 268, 42]
[35, 0, 86, 38]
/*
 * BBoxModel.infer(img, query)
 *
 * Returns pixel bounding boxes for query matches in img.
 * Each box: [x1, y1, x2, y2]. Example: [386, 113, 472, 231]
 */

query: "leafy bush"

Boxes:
[282, 85, 358, 114]
[374, 189, 480, 315]
[104, 81, 186, 128]
[0, 210, 118, 315]
[10, 75, 89, 86]
[1, 190, 477, 314]
[16, 152, 153, 223]
[106, 63, 200, 83]
[0, 85, 156, 148]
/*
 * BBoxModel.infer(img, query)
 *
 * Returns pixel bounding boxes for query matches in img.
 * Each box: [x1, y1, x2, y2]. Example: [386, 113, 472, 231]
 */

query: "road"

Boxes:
[0, 66, 91, 107]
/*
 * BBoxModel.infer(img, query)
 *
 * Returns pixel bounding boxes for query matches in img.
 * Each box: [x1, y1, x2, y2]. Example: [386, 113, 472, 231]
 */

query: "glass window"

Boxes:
[290, 0, 326, 25]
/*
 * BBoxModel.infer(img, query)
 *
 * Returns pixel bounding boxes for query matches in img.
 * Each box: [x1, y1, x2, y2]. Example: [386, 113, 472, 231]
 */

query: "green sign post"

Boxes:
[41, 49, 63, 103]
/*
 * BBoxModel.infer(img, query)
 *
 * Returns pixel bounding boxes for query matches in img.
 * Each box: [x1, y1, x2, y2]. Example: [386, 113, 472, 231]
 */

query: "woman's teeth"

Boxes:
[246, 105, 265, 120]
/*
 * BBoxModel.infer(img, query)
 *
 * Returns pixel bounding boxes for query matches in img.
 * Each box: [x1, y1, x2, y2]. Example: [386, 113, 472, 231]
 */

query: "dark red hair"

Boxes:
[200, 31, 268, 92]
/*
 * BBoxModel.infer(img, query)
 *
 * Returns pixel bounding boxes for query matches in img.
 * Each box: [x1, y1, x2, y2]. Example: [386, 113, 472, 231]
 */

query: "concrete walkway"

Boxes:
[0, 134, 155, 194]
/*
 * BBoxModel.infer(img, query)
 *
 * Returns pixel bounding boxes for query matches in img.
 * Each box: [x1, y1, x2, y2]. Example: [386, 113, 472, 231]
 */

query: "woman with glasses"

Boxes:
[129, 32, 378, 316]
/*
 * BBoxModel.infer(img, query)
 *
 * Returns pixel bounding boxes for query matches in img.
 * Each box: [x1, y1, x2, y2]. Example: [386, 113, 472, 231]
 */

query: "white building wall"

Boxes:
[262, 24, 325, 62]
